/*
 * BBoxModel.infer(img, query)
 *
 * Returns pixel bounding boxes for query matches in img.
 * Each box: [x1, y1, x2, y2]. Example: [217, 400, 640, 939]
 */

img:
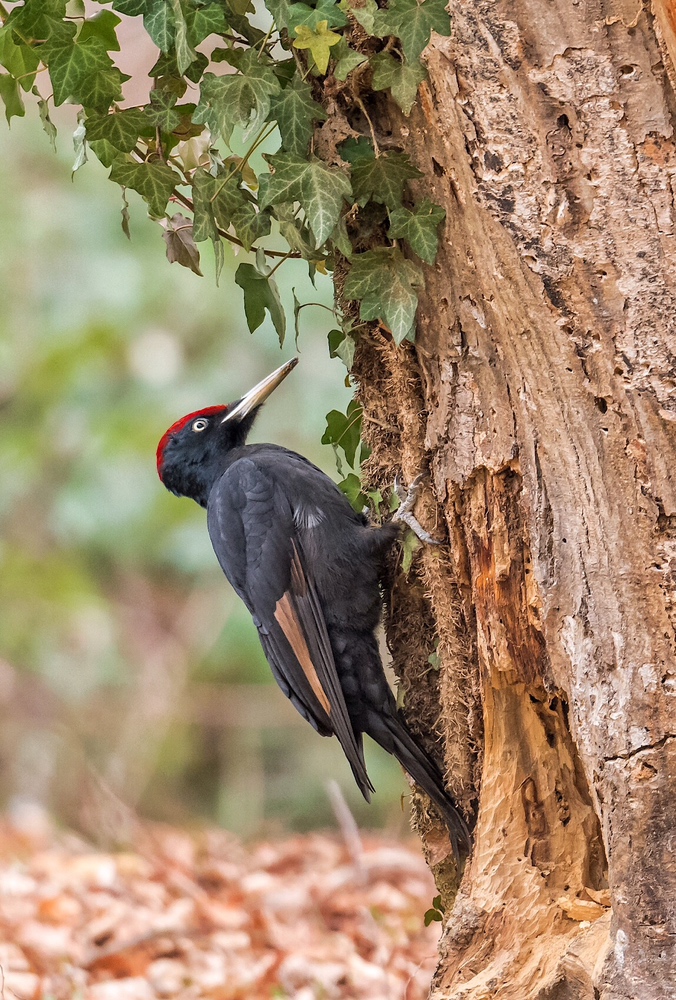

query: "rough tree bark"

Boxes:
[348, 1, 676, 997]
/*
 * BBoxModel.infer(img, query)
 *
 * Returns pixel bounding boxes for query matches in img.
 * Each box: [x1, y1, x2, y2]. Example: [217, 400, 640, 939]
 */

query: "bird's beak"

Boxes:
[221, 358, 299, 424]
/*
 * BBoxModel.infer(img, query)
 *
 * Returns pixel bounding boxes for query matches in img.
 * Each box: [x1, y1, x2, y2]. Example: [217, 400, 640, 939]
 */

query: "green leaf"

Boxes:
[72, 113, 87, 171]
[109, 158, 180, 217]
[78, 10, 121, 51]
[235, 262, 286, 345]
[344, 247, 423, 344]
[338, 472, 367, 512]
[163, 212, 202, 275]
[370, 50, 426, 115]
[274, 204, 323, 262]
[328, 327, 356, 369]
[186, 3, 228, 45]
[111, 0, 146, 16]
[34, 89, 57, 149]
[192, 167, 219, 242]
[259, 152, 351, 248]
[388, 199, 445, 264]
[7, 0, 66, 42]
[331, 36, 367, 81]
[293, 21, 341, 75]
[193, 167, 271, 251]
[145, 88, 182, 130]
[143, 0, 175, 51]
[287, 0, 348, 31]
[330, 214, 352, 258]
[423, 906, 443, 926]
[121, 186, 131, 238]
[85, 108, 148, 151]
[321, 400, 362, 468]
[169, 0, 195, 74]
[338, 0, 377, 33]
[401, 529, 421, 573]
[195, 58, 280, 142]
[88, 136, 119, 166]
[351, 150, 422, 210]
[373, 0, 451, 61]
[0, 74, 25, 123]
[0, 27, 40, 91]
[42, 22, 126, 111]
[268, 75, 327, 155]
[339, 136, 373, 164]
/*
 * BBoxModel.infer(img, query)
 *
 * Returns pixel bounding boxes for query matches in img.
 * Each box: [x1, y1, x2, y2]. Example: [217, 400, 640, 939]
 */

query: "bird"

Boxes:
[156, 358, 471, 861]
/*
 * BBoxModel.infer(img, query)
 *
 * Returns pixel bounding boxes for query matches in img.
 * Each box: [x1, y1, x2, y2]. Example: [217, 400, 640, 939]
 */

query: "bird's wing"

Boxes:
[207, 457, 374, 799]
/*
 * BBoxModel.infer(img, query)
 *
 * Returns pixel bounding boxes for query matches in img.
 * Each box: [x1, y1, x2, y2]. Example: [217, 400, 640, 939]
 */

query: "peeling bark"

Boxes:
[350, 1, 676, 996]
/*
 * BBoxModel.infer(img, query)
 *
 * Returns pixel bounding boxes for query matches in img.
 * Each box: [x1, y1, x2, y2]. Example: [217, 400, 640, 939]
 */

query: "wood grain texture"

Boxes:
[351, 0, 676, 995]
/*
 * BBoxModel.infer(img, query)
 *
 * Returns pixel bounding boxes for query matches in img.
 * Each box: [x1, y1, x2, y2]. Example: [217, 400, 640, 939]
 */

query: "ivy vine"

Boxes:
[0, 0, 450, 504]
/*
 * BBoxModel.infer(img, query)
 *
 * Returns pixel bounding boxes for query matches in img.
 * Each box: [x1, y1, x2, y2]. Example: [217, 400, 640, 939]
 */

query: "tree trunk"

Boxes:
[350, 2, 676, 996]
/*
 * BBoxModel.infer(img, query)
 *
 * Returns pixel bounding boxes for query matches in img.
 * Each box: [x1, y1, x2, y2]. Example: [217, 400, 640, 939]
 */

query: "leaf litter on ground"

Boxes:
[0, 817, 441, 999]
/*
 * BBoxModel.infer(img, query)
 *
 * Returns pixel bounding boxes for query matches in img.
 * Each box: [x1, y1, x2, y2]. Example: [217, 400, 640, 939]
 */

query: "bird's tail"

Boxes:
[366, 710, 472, 863]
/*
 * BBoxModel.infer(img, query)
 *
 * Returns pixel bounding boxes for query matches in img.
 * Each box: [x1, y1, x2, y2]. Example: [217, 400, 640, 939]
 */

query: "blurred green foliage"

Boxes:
[0, 111, 409, 839]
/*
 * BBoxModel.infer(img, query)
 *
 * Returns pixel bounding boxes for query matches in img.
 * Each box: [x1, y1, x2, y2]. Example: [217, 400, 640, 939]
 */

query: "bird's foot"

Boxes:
[393, 474, 441, 545]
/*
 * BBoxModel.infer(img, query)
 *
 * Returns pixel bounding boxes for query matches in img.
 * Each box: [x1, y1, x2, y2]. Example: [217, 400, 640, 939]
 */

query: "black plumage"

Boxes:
[157, 360, 471, 861]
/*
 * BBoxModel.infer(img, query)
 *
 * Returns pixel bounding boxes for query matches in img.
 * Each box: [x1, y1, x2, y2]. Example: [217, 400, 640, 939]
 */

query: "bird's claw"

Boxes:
[392, 474, 441, 545]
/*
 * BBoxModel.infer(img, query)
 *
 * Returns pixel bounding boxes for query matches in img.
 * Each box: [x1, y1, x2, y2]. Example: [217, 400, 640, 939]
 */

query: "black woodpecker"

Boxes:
[157, 359, 471, 861]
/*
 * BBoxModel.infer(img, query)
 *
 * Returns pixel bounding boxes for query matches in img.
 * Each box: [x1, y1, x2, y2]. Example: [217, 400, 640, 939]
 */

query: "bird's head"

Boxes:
[157, 358, 298, 506]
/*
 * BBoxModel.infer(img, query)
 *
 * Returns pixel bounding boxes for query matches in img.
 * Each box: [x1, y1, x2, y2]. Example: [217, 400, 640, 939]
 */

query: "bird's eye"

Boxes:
[192, 418, 209, 432]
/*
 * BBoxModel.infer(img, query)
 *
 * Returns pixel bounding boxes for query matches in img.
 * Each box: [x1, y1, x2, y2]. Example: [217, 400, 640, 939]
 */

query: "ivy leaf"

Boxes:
[143, 0, 175, 51]
[77, 11, 121, 51]
[88, 136, 119, 166]
[7, 0, 66, 42]
[332, 37, 367, 81]
[145, 88, 182, 130]
[195, 59, 280, 142]
[121, 186, 131, 238]
[85, 108, 148, 151]
[338, 472, 367, 512]
[401, 529, 421, 573]
[328, 327, 356, 369]
[0, 27, 40, 91]
[0, 74, 25, 123]
[351, 150, 422, 210]
[264, 0, 295, 30]
[72, 113, 87, 171]
[192, 167, 219, 242]
[109, 158, 180, 217]
[330, 214, 352, 258]
[42, 22, 126, 111]
[169, 0, 195, 75]
[338, 0, 377, 33]
[193, 168, 271, 251]
[287, 0, 348, 31]
[322, 400, 362, 469]
[373, 0, 451, 61]
[339, 136, 373, 164]
[163, 212, 203, 275]
[111, 0, 146, 15]
[274, 204, 323, 262]
[186, 3, 228, 45]
[388, 199, 445, 264]
[259, 152, 351, 248]
[235, 262, 286, 346]
[344, 247, 423, 344]
[293, 21, 341, 75]
[34, 89, 57, 149]
[370, 50, 426, 115]
[268, 75, 327, 155]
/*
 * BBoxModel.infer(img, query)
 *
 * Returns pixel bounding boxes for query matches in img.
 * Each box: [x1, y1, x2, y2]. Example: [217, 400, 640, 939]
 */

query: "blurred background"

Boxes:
[0, 98, 410, 844]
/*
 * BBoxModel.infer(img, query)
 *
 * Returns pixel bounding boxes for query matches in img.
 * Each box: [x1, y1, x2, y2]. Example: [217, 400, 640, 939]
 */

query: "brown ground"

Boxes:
[0, 817, 440, 1000]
